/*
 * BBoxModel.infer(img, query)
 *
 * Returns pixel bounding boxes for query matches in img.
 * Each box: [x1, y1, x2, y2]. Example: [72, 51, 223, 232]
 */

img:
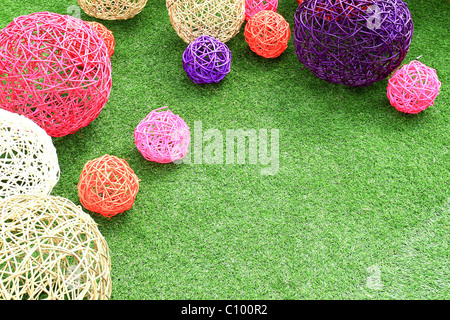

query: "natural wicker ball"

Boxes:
[0, 109, 60, 199]
[86, 21, 115, 57]
[0, 195, 111, 300]
[183, 35, 232, 84]
[245, 0, 278, 21]
[134, 107, 191, 164]
[166, 0, 245, 43]
[78, 155, 140, 218]
[78, 0, 148, 20]
[0, 12, 112, 137]
[387, 60, 441, 114]
[293, 0, 414, 86]
[244, 10, 291, 58]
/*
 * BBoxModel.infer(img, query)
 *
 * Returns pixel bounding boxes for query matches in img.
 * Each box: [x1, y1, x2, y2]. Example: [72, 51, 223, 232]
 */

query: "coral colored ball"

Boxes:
[87, 21, 115, 57]
[134, 107, 191, 164]
[78, 155, 140, 218]
[245, 0, 278, 21]
[244, 10, 290, 58]
[387, 60, 441, 114]
[0, 12, 112, 137]
[183, 35, 232, 84]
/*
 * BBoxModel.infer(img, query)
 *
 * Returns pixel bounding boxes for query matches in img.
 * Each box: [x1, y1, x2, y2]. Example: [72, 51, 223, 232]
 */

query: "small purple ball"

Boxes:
[293, 0, 413, 87]
[182, 35, 232, 84]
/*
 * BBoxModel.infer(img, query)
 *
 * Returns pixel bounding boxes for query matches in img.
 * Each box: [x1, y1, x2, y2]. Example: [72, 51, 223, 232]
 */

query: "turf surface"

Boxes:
[0, 0, 449, 299]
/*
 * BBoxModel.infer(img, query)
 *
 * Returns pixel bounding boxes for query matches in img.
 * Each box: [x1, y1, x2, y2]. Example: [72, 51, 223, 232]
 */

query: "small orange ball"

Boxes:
[86, 21, 115, 57]
[244, 10, 290, 58]
[77, 155, 140, 218]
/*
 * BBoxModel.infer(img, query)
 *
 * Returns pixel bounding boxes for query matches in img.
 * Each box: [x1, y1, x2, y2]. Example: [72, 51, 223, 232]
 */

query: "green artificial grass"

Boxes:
[1, 0, 449, 300]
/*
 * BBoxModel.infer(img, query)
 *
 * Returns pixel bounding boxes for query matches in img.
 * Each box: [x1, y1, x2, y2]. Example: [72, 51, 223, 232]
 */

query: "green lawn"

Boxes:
[1, 0, 449, 299]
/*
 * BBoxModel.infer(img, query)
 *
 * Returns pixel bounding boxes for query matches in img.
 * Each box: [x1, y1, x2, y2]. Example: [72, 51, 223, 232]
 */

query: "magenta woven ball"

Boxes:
[134, 107, 191, 164]
[0, 12, 112, 137]
[387, 60, 441, 114]
[245, 0, 278, 21]
[294, 0, 413, 87]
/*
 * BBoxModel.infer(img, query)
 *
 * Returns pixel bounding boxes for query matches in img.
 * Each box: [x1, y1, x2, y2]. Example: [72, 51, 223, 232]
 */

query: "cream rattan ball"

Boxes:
[166, 0, 246, 43]
[0, 195, 112, 300]
[78, 0, 149, 20]
[0, 109, 60, 199]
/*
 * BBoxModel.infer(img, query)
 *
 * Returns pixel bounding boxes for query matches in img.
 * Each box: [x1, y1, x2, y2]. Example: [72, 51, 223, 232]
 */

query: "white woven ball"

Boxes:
[0, 109, 60, 198]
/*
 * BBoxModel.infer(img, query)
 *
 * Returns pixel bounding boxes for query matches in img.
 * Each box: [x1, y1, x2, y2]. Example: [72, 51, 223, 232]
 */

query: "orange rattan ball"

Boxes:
[244, 10, 290, 58]
[87, 21, 115, 57]
[77, 155, 140, 218]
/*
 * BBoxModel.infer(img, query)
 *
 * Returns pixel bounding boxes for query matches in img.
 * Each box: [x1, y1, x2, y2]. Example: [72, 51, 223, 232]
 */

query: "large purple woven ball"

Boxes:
[182, 35, 232, 84]
[293, 0, 413, 87]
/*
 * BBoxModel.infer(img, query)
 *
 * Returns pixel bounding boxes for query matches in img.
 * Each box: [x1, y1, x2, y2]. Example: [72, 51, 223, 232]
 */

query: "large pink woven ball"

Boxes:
[245, 0, 278, 21]
[0, 12, 112, 137]
[134, 107, 191, 164]
[387, 60, 441, 114]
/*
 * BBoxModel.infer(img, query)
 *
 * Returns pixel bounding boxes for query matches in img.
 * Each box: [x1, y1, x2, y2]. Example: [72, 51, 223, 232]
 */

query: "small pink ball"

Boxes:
[387, 60, 441, 114]
[245, 0, 278, 21]
[134, 107, 190, 164]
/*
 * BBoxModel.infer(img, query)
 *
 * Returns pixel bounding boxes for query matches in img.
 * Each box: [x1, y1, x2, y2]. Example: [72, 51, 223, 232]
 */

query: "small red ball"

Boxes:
[244, 10, 290, 58]
[87, 21, 115, 57]
[78, 155, 140, 218]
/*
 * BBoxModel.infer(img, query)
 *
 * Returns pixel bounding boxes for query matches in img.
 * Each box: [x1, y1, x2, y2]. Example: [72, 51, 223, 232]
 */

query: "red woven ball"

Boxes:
[245, 0, 278, 21]
[134, 107, 191, 164]
[244, 10, 290, 58]
[77, 155, 140, 218]
[296, 0, 303, 5]
[87, 21, 115, 57]
[387, 60, 441, 114]
[0, 12, 112, 137]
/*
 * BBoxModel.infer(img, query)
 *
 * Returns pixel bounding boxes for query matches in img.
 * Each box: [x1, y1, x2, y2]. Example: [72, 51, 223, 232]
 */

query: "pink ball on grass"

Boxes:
[134, 107, 191, 164]
[0, 12, 112, 137]
[387, 60, 441, 114]
[245, 0, 278, 21]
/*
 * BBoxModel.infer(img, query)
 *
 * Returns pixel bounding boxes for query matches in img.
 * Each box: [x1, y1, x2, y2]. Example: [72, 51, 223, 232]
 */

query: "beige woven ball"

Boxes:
[0, 109, 60, 199]
[78, 0, 149, 20]
[0, 195, 112, 300]
[166, 0, 246, 43]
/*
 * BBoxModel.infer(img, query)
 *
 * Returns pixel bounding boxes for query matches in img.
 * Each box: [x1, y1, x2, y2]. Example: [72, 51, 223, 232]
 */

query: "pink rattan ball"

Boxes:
[387, 60, 441, 114]
[134, 107, 191, 164]
[0, 12, 112, 137]
[245, 0, 278, 21]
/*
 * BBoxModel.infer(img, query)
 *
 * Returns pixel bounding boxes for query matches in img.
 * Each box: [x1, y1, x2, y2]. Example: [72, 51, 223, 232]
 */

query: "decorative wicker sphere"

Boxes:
[183, 36, 232, 84]
[0, 109, 60, 199]
[0, 195, 111, 300]
[78, 0, 148, 20]
[134, 107, 191, 164]
[293, 0, 414, 87]
[166, 0, 246, 43]
[0, 12, 112, 137]
[244, 10, 291, 58]
[86, 21, 115, 57]
[245, 0, 278, 21]
[387, 60, 441, 114]
[77, 155, 140, 218]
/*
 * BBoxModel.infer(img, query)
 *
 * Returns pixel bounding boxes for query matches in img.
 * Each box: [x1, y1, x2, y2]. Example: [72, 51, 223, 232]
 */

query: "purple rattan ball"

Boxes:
[182, 35, 232, 84]
[293, 0, 413, 87]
